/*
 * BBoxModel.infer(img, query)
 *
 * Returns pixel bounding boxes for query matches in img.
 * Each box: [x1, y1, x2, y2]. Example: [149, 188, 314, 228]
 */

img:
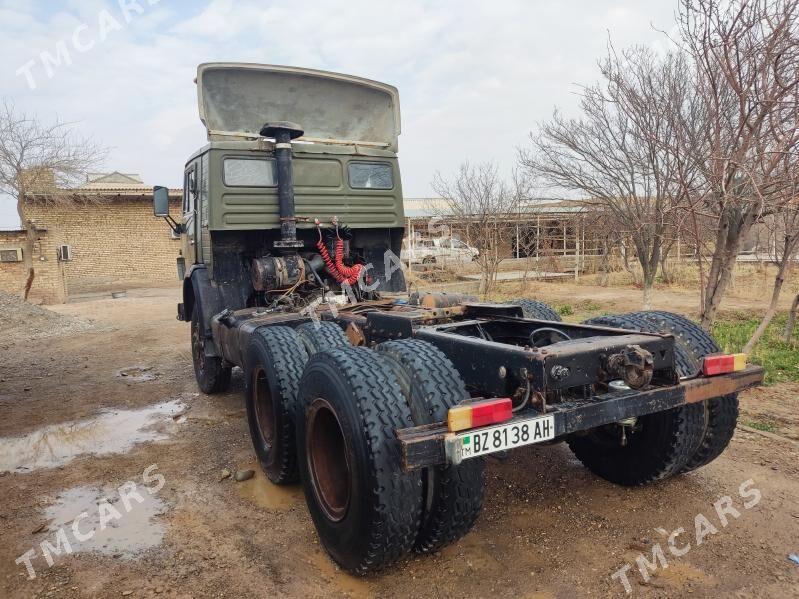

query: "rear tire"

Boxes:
[567, 404, 705, 486]
[505, 298, 562, 321]
[244, 326, 308, 484]
[296, 347, 422, 574]
[377, 339, 485, 553]
[296, 321, 349, 355]
[586, 311, 738, 472]
[567, 311, 706, 485]
[191, 308, 231, 394]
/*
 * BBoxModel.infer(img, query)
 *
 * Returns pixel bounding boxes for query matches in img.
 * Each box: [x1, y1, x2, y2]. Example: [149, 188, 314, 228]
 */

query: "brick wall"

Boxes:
[0, 229, 68, 304]
[23, 196, 182, 294]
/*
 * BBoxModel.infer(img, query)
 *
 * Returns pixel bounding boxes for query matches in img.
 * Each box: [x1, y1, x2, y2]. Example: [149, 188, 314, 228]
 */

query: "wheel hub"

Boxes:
[306, 398, 351, 522]
[253, 367, 275, 445]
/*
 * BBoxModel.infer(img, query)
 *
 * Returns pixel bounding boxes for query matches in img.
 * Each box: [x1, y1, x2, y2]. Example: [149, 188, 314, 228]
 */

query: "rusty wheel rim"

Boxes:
[252, 367, 275, 445]
[306, 398, 351, 522]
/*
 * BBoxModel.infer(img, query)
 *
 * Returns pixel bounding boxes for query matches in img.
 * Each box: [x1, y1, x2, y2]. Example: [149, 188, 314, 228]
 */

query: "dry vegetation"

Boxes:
[474, 261, 799, 386]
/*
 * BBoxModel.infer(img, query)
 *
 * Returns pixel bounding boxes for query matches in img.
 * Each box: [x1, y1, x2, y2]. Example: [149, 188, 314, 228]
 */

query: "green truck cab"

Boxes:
[154, 63, 407, 366]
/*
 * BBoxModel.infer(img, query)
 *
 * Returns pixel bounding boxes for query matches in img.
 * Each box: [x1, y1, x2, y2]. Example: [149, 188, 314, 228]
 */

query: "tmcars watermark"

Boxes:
[610, 478, 761, 594]
[14, 464, 166, 580]
[16, 0, 164, 91]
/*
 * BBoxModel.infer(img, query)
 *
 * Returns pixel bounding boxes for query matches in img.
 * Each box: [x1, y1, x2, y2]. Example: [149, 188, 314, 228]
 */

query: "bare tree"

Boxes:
[676, 0, 799, 328]
[573, 206, 621, 287]
[742, 187, 799, 352]
[784, 292, 799, 341]
[432, 162, 521, 295]
[520, 47, 691, 308]
[0, 100, 105, 298]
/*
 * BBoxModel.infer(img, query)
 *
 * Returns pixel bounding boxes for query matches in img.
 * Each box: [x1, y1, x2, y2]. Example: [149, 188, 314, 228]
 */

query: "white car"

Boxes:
[401, 237, 479, 264]
[436, 237, 479, 263]
[401, 238, 438, 264]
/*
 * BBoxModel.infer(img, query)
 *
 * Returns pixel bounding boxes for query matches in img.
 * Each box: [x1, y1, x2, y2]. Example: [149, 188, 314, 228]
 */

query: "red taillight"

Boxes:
[447, 398, 513, 432]
[471, 399, 513, 428]
[702, 353, 747, 376]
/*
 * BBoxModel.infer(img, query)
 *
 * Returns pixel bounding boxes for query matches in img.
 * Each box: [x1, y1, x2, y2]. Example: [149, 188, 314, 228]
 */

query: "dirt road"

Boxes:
[1, 286, 798, 598]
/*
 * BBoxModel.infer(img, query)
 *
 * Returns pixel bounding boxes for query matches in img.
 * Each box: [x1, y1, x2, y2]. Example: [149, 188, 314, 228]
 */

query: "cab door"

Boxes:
[182, 164, 198, 264]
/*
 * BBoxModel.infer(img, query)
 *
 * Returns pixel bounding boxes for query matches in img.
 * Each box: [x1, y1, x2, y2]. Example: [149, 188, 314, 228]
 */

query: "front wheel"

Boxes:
[191, 309, 231, 394]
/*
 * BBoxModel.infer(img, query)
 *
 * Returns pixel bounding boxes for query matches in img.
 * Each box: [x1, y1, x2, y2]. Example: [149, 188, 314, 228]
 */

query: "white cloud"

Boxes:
[0, 0, 677, 228]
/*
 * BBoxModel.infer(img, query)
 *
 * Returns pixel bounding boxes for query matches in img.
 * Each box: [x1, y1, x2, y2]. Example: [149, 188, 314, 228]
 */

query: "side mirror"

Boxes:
[153, 186, 183, 234]
[153, 186, 170, 217]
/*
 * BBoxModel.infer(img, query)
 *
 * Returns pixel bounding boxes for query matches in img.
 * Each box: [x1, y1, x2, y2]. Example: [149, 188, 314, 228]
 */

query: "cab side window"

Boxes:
[200, 153, 209, 227]
[183, 167, 197, 215]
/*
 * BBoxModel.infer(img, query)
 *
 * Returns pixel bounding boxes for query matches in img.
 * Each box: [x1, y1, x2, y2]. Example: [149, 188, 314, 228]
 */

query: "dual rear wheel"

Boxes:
[570, 311, 739, 485]
[243, 322, 486, 574]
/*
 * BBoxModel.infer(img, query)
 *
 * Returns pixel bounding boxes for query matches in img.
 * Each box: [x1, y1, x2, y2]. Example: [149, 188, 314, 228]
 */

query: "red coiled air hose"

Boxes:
[315, 221, 363, 286]
[316, 239, 346, 283]
[334, 238, 363, 283]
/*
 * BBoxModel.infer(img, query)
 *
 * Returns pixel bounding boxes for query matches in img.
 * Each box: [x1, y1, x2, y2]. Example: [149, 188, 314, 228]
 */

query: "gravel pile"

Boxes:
[0, 289, 92, 340]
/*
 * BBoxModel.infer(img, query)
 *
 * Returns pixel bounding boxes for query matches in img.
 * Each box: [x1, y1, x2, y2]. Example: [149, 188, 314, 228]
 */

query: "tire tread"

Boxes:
[583, 311, 738, 473]
[505, 298, 562, 321]
[298, 347, 422, 574]
[377, 339, 485, 552]
[296, 321, 349, 355]
[246, 326, 308, 484]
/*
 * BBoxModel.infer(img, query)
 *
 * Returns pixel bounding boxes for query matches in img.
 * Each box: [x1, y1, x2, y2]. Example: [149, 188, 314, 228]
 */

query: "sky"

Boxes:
[0, 0, 678, 229]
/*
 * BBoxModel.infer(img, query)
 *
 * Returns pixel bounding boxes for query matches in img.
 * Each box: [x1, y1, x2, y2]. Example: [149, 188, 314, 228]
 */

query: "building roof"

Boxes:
[520, 198, 595, 214]
[404, 197, 595, 218]
[77, 172, 181, 197]
[403, 197, 449, 217]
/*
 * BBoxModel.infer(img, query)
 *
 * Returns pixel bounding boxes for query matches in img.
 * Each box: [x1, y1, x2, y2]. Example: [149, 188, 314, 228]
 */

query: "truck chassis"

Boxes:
[189, 289, 763, 574]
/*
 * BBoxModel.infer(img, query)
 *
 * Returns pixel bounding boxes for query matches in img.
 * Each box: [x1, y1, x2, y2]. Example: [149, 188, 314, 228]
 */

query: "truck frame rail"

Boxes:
[396, 365, 764, 471]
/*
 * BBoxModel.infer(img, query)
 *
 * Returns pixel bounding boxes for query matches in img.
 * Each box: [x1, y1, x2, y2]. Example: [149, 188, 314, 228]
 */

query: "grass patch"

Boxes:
[573, 299, 602, 312]
[712, 313, 799, 385]
[741, 420, 777, 433]
[557, 303, 574, 316]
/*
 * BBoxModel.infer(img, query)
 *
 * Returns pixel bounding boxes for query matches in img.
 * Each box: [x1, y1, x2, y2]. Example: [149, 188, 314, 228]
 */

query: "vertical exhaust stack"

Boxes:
[260, 121, 304, 249]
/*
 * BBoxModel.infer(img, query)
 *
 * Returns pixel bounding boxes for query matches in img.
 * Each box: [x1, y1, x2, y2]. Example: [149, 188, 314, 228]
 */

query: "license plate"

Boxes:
[456, 415, 556, 460]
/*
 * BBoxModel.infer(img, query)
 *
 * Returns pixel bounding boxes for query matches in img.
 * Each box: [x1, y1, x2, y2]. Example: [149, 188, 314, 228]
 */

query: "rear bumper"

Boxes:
[395, 365, 764, 471]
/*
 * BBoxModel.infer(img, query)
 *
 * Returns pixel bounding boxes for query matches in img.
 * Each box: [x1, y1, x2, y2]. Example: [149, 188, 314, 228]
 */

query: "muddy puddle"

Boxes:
[306, 549, 373, 598]
[42, 485, 167, 557]
[116, 366, 158, 382]
[235, 463, 304, 510]
[0, 400, 185, 473]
